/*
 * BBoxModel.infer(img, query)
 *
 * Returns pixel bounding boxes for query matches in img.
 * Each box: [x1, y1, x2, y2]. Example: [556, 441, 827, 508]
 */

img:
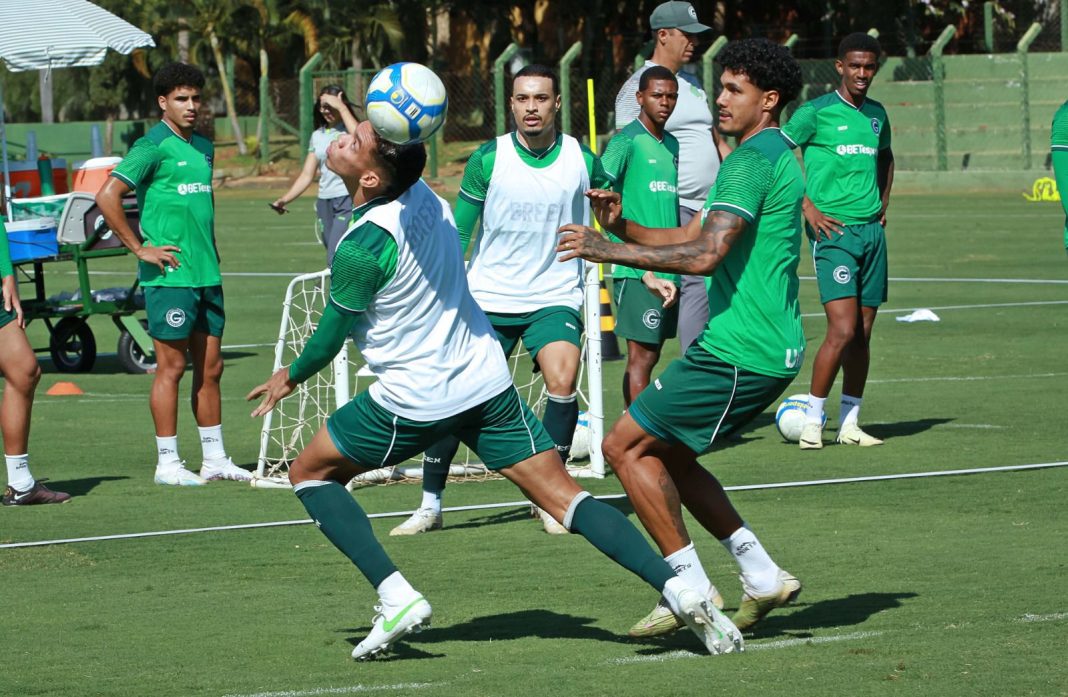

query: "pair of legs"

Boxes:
[0, 318, 69, 505]
[809, 297, 877, 401]
[613, 275, 679, 406]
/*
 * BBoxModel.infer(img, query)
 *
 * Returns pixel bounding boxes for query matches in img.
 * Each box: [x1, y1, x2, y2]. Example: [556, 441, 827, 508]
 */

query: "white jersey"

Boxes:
[344, 180, 513, 421]
[466, 134, 589, 313]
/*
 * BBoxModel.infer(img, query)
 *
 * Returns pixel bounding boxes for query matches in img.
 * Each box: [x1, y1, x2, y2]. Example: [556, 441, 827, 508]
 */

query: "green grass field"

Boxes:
[2, 188, 1067, 697]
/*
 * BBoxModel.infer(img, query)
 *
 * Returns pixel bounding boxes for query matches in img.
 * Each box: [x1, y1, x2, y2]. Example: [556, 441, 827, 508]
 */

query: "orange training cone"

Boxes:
[46, 381, 84, 396]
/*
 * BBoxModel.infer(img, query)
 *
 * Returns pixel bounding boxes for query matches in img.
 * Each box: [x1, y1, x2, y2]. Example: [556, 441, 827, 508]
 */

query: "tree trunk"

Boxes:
[210, 29, 247, 155]
[256, 48, 267, 146]
[38, 69, 54, 124]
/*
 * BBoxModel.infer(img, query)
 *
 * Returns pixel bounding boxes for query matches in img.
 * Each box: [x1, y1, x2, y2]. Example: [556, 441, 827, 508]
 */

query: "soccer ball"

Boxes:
[365, 62, 448, 145]
[569, 411, 592, 461]
[775, 394, 825, 443]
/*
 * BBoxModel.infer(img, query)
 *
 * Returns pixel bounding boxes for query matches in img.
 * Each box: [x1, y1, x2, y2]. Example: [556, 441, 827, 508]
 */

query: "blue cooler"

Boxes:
[5, 217, 59, 263]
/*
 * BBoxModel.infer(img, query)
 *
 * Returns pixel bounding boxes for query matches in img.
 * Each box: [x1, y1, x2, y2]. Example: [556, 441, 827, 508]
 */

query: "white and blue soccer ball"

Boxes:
[365, 62, 448, 145]
[775, 394, 826, 443]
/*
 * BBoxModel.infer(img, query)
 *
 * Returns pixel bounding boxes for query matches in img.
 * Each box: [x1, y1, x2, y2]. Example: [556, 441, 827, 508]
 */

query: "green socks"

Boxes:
[569, 495, 675, 592]
[543, 392, 578, 460]
[421, 436, 460, 494]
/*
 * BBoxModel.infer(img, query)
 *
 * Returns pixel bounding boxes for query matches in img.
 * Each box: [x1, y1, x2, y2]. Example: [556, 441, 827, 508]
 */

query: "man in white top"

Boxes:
[248, 119, 741, 661]
[614, 1, 731, 351]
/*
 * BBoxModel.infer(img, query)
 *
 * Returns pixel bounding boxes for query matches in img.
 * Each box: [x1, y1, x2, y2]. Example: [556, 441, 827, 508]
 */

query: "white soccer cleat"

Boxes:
[798, 421, 824, 450]
[154, 463, 207, 486]
[533, 505, 569, 535]
[389, 507, 443, 536]
[836, 422, 884, 446]
[676, 588, 744, 655]
[627, 585, 726, 638]
[200, 457, 254, 482]
[351, 595, 432, 660]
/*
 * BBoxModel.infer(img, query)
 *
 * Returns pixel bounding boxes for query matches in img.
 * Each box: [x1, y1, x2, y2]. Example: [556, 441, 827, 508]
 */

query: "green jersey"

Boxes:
[112, 121, 219, 287]
[329, 197, 398, 314]
[601, 119, 681, 282]
[782, 90, 891, 225]
[1051, 101, 1068, 150]
[0, 218, 12, 278]
[697, 128, 805, 379]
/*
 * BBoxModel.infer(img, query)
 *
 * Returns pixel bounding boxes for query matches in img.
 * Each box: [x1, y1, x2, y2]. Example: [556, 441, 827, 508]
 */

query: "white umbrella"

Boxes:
[0, 0, 155, 204]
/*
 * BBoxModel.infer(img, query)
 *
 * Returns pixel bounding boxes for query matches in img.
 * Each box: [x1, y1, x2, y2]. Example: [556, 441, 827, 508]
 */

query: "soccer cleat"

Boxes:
[731, 569, 802, 631]
[2, 479, 72, 506]
[798, 421, 824, 450]
[534, 505, 569, 535]
[836, 422, 884, 446]
[389, 507, 443, 536]
[676, 588, 744, 655]
[351, 595, 432, 660]
[154, 463, 207, 486]
[200, 457, 254, 482]
[628, 585, 725, 638]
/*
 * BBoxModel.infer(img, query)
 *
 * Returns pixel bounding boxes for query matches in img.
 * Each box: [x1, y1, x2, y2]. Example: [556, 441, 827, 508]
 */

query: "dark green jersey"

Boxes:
[602, 119, 681, 282]
[783, 91, 891, 225]
[1051, 100, 1068, 150]
[112, 122, 219, 287]
[0, 219, 12, 278]
[697, 128, 805, 379]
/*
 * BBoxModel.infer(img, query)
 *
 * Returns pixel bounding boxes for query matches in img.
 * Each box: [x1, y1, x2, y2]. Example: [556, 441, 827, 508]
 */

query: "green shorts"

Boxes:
[0, 306, 16, 331]
[612, 276, 679, 345]
[810, 220, 888, 307]
[144, 285, 225, 340]
[629, 344, 794, 455]
[485, 306, 583, 365]
[326, 385, 556, 471]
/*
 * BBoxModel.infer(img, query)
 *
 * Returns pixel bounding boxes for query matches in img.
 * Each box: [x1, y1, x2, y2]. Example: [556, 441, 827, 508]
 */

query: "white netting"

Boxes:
[254, 267, 605, 489]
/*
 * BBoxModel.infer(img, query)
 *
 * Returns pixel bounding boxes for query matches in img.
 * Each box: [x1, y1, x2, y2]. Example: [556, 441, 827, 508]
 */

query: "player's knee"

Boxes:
[824, 320, 856, 347]
[601, 431, 629, 468]
[9, 358, 42, 393]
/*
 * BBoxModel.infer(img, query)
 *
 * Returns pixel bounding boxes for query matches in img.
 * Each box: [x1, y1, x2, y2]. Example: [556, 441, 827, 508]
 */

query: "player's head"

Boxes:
[636, 66, 679, 129]
[326, 121, 426, 201]
[315, 84, 357, 130]
[715, 38, 802, 138]
[153, 62, 204, 131]
[649, 1, 711, 70]
[836, 33, 882, 99]
[510, 64, 561, 140]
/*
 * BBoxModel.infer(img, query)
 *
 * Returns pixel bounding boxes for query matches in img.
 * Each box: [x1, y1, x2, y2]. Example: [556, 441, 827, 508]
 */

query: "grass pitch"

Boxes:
[1, 188, 1066, 696]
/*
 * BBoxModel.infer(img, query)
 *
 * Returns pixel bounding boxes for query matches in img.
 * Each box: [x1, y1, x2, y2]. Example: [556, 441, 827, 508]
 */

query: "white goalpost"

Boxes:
[254, 264, 606, 488]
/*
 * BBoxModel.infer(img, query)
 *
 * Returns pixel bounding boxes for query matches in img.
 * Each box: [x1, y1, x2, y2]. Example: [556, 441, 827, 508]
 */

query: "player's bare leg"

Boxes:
[150, 337, 205, 485]
[623, 339, 662, 407]
[532, 340, 581, 532]
[189, 331, 248, 480]
[837, 305, 882, 445]
[800, 296, 860, 449]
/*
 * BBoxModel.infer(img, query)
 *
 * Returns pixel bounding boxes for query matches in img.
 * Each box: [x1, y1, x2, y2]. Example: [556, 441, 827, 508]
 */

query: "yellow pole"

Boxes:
[585, 78, 604, 282]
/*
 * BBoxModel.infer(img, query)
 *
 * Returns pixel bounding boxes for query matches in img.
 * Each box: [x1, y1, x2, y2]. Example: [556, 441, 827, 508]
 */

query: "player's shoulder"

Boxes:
[676, 69, 701, 90]
[190, 131, 214, 156]
[801, 91, 840, 113]
[862, 96, 889, 118]
[1054, 100, 1068, 123]
[728, 129, 792, 168]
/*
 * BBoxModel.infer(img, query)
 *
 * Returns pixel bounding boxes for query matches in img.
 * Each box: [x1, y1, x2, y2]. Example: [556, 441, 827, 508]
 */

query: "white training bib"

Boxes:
[467, 134, 588, 313]
[345, 180, 513, 420]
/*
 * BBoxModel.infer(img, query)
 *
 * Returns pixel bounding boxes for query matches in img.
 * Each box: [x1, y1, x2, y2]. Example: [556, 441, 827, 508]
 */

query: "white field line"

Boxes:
[3, 461, 1065, 550]
[607, 630, 885, 664]
[800, 276, 1068, 285]
[803, 299, 1068, 319]
[221, 683, 433, 697]
[867, 371, 1068, 384]
[1016, 612, 1068, 623]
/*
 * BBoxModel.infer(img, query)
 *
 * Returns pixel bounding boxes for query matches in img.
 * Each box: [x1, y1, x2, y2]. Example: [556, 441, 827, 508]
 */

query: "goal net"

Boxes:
[254, 265, 606, 488]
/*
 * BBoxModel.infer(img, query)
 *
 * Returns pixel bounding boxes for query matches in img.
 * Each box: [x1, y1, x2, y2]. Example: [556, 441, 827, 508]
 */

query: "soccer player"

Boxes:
[782, 32, 895, 449]
[559, 38, 804, 636]
[614, 1, 731, 352]
[97, 63, 250, 485]
[0, 223, 70, 506]
[390, 64, 608, 536]
[602, 66, 683, 405]
[1050, 99, 1068, 253]
[247, 119, 742, 660]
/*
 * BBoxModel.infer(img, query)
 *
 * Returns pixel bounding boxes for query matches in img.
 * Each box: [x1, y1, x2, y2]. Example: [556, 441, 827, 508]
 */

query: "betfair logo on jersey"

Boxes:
[648, 180, 677, 194]
[177, 182, 213, 195]
[835, 144, 878, 156]
[508, 202, 562, 222]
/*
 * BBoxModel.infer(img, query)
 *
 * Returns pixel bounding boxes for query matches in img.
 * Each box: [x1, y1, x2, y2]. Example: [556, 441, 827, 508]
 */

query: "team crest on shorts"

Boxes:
[871, 118, 881, 135]
[833, 265, 851, 284]
[166, 308, 187, 328]
[642, 309, 662, 329]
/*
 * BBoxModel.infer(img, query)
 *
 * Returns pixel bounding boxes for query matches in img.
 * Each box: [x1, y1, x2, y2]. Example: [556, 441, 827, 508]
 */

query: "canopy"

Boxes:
[0, 0, 155, 205]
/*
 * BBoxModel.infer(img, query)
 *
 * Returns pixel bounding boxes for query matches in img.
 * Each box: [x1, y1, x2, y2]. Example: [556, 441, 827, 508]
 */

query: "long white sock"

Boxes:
[664, 543, 712, 597]
[805, 394, 826, 424]
[840, 394, 862, 427]
[420, 490, 442, 513]
[156, 436, 181, 468]
[376, 571, 419, 608]
[5, 453, 34, 491]
[198, 424, 227, 462]
[721, 527, 780, 594]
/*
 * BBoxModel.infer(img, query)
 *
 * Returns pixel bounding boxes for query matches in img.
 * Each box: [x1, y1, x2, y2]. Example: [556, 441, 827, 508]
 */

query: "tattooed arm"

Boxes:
[557, 210, 747, 276]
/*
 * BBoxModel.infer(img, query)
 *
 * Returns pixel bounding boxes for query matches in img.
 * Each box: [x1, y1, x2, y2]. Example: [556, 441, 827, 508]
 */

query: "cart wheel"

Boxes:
[49, 318, 97, 373]
[117, 321, 157, 374]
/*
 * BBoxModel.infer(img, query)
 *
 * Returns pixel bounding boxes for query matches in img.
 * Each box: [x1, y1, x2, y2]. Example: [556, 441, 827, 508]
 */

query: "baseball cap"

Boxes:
[650, 1, 711, 33]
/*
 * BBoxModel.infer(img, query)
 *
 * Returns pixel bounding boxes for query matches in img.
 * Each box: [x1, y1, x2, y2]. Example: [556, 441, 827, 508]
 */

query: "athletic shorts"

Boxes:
[485, 306, 583, 365]
[144, 285, 225, 340]
[327, 385, 556, 471]
[810, 220, 888, 307]
[0, 305, 16, 331]
[629, 344, 794, 455]
[316, 195, 352, 265]
[612, 276, 679, 345]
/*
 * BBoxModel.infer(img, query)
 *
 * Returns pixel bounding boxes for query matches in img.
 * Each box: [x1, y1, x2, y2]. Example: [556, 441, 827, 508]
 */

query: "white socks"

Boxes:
[5, 453, 34, 491]
[721, 527, 780, 594]
[156, 436, 181, 469]
[377, 571, 419, 608]
[839, 395, 862, 427]
[198, 424, 227, 462]
[805, 394, 826, 424]
[664, 543, 712, 598]
[420, 490, 442, 513]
